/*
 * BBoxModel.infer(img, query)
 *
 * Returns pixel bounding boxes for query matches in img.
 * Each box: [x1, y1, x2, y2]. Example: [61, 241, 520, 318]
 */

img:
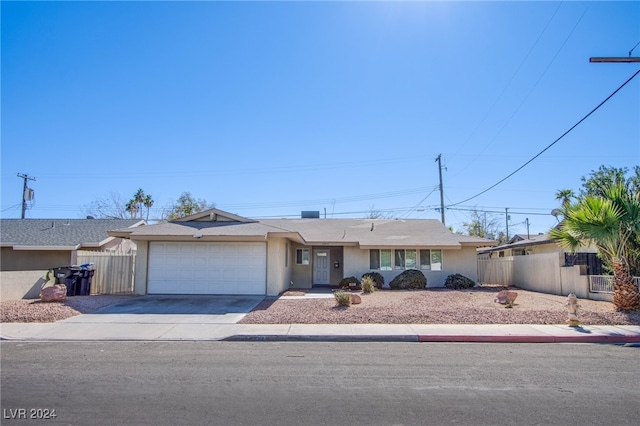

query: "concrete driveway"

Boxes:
[61, 295, 265, 325]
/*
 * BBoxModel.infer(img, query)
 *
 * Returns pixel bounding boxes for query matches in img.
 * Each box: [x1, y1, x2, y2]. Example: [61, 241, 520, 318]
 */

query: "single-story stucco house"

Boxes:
[0, 218, 144, 271]
[108, 208, 494, 296]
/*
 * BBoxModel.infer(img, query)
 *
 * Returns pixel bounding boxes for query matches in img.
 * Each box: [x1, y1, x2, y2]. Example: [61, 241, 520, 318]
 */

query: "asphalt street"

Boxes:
[1, 341, 639, 425]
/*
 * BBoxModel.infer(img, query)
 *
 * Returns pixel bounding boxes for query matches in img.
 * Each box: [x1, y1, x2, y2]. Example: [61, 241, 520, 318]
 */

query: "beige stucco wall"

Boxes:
[344, 246, 480, 288]
[0, 270, 51, 300]
[133, 240, 149, 295]
[513, 252, 563, 294]
[1, 248, 71, 271]
[559, 265, 589, 298]
[266, 237, 291, 296]
[101, 238, 137, 254]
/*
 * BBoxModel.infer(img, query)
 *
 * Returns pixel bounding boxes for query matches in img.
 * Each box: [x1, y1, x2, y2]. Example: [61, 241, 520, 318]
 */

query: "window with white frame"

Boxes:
[419, 249, 442, 271]
[394, 249, 417, 269]
[369, 249, 392, 270]
[370, 249, 442, 271]
[296, 248, 310, 265]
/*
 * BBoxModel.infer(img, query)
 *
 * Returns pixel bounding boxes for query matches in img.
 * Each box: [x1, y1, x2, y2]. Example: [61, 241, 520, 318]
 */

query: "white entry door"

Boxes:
[313, 249, 330, 285]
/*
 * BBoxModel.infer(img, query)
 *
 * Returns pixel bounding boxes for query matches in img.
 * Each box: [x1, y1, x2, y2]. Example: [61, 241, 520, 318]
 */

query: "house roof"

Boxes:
[110, 209, 494, 249]
[1, 219, 145, 250]
[478, 233, 554, 254]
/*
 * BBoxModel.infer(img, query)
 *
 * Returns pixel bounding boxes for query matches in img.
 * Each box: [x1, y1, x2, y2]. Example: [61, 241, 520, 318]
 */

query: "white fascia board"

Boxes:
[12, 245, 78, 251]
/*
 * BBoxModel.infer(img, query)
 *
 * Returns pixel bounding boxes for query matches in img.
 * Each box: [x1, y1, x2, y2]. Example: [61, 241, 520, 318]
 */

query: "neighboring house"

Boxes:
[478, 234, 559, 257]
[478, 233, 603, 275]
[0, 219, 145, 271]
[109, 208, 494, 296]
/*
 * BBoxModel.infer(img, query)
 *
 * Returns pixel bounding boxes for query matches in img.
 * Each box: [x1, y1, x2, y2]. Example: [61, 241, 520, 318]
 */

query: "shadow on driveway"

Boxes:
[94, 295, 265, 315]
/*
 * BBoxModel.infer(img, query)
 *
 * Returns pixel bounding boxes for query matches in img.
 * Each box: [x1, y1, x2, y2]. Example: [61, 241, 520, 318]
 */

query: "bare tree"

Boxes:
[83, 192, 129, 219]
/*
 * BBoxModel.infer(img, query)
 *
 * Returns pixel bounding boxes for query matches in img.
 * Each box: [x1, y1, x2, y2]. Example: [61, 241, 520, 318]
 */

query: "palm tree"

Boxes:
[125, 200, 139, 219]
[143, 194, 154, 221]
[550, 183, 640, 310]
[555, 189, 575, 207]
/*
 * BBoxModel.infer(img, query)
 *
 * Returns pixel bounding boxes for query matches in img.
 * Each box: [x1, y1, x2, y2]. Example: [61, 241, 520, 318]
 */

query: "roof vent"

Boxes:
[301, 211, 320, 219]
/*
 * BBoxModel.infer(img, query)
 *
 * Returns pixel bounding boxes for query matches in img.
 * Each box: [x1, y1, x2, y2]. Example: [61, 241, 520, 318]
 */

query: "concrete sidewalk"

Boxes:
[1, 320, 639, 343]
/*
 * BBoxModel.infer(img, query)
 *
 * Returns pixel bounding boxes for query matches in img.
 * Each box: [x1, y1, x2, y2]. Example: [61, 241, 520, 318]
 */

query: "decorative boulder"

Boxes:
[494, 290, 518, 304]
[350, 294, 362, 304]
[40, 285, 67, 303]
[389, 270, 427, 290]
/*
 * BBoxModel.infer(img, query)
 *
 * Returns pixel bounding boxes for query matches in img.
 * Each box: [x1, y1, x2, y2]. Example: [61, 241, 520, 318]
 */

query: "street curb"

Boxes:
[222, 335, 419, 342]
[418, 335, 640, 343]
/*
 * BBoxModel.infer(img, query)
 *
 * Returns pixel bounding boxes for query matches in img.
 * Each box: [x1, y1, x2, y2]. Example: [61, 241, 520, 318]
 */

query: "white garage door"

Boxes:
[147, 242, 267, 295]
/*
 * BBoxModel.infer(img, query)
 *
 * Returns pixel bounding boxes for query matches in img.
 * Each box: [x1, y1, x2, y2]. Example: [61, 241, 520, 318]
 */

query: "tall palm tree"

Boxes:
[550, 183, 640, 310]
[555, 189, 575, 207]
[125, 200, 139, 219]
[143, 194, 154, 221]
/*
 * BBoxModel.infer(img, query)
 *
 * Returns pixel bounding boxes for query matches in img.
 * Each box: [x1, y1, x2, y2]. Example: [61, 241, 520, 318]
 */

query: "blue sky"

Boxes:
[2, 1, 639, 236]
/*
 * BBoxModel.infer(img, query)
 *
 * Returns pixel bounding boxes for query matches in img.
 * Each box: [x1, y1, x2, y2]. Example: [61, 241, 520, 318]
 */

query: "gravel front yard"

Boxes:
[0, 295, 135, 323]
[239, 287, 640, 326]
[2, 287, 639, 325]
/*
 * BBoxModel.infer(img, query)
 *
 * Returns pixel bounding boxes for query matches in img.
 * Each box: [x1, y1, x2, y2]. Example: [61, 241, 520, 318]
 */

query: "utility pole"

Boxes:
[435, 154, 445, 225]
[17, 173, 36, 219]
[505, 207, 510, 241]
[525, 218, 530, 239]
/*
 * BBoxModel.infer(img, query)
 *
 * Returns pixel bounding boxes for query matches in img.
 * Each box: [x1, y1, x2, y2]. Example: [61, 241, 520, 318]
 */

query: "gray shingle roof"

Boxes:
[111, 209, 493, 248]
[1, 219, 144, 248]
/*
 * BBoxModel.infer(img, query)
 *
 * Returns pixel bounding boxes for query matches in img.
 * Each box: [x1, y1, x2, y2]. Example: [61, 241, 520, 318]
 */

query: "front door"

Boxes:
[313, 249, 330, 285]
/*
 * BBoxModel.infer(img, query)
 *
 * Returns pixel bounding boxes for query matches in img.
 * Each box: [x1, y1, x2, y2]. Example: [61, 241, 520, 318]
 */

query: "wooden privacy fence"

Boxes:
[77, 251, 135, 295]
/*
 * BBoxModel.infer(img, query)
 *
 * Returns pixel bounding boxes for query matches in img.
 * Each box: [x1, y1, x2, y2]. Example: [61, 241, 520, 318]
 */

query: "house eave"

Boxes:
[8, 245, 79, 251]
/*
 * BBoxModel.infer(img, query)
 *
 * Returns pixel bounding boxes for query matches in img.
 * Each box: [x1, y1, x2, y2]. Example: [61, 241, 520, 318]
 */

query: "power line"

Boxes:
[455, 5, 590, 174]
[449, 68, 640, 207]
[450, 2, 563, 159]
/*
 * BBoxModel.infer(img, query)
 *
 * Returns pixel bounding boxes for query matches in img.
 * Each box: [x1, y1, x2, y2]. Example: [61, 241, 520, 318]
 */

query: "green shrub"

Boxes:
[389, 270, 426, 290]
[361, 272, 384, 289]
[361, 276, 376, 294]
[334, 290, 352, 307]
[338, 276, 361, 290]
[444, 274, 476, 290]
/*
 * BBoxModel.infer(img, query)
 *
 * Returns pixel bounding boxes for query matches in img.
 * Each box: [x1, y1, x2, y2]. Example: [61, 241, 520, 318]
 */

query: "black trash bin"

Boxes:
[78, 269, 95, 296]
[51, 264, 95, 296]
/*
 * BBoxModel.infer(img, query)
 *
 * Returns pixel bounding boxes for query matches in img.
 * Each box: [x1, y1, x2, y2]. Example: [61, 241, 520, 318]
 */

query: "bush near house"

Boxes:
[444, 274, 476, 290]
[361, 272, 384, 289]
[361, 276, 376, 294]
[389, 270, 427, 290]
[338, 276, 361, 290]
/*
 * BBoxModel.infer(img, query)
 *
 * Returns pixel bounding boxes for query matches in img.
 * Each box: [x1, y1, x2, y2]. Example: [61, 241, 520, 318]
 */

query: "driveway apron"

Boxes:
[60, 295, 265, 324]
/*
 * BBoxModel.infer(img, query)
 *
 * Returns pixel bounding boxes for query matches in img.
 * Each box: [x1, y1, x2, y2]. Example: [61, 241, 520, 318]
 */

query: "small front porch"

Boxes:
[290, 245, 344, 289]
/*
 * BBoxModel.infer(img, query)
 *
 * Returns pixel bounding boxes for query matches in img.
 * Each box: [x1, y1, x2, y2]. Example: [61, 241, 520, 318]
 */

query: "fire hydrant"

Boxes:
[566, 293, 580, 327]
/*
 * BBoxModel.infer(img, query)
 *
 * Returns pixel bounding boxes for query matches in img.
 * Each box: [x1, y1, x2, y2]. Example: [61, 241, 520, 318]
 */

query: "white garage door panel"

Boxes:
[148, 242, 266, 295]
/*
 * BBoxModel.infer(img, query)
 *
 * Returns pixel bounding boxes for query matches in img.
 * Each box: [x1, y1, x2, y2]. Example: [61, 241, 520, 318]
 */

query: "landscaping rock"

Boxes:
[40, 285, 67, 303]
[350, 294, 362, 304]
[494, 290, 518, 304]
[389, 270, 427, 290]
